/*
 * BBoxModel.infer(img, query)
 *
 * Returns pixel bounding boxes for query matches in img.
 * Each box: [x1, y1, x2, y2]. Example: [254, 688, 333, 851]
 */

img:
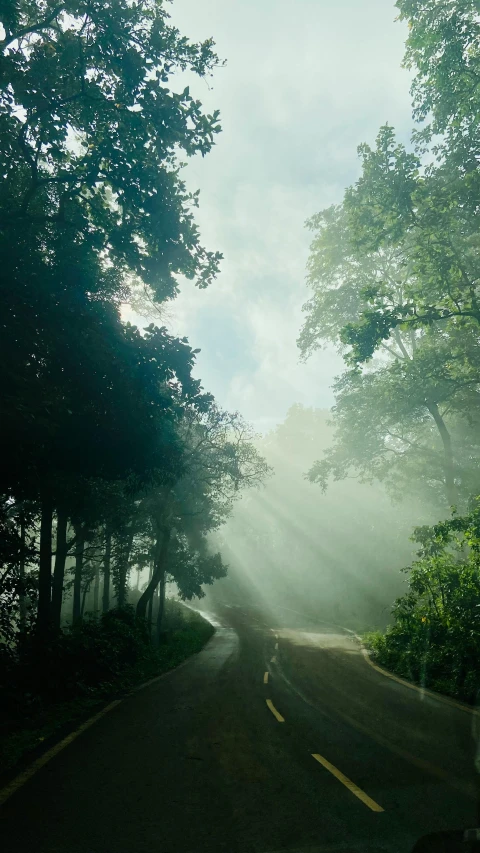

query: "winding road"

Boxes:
[0, 601, 478, 853]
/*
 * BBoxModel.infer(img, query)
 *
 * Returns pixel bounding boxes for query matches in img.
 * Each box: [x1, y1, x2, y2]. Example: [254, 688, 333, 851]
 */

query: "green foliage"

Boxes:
[0, 2, 268, 777]
[308, 326, 480, 508]
[397, 0, 480, 164]
[0, 0, 224, 505]
[167, 538, 228, 601]
[340, 126, 480, 363]
[298, 204, 403, 359]
[0, 0, 223, 298]
[300, 0, 480, 685]
[300, 178, 480, 508]
[0, 499, 37, 647]
[366, 500, 480, 702]
[0, 1, 268, 641]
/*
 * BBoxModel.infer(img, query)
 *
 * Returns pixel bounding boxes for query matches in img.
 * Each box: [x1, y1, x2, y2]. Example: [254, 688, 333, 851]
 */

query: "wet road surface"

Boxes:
[0, 601, 478, 853]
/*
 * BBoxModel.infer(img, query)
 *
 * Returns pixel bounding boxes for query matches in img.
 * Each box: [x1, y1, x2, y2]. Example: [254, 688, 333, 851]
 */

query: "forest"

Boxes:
[0, 0, 269, 765]
[1, 0, 480, 775]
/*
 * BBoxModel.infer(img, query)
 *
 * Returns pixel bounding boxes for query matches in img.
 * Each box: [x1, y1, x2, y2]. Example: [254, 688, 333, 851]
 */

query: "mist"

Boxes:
[2, 3, 480, 851]
[204, 405, 434, 632]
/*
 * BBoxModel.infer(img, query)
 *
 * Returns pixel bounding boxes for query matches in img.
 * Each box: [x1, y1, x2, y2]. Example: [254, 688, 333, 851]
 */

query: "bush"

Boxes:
[364, 500, 480, 703]
[0, 606, 154, 720]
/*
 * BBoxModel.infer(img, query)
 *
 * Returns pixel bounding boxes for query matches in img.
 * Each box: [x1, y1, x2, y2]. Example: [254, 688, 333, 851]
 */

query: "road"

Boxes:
[0, 600, 478, 853]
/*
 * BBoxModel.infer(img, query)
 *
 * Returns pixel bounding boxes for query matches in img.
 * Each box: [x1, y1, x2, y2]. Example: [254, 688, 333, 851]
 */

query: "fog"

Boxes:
[205, 405, 435, 632]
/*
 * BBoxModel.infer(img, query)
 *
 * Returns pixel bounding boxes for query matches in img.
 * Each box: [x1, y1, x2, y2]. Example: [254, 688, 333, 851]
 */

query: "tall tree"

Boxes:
[299, 196, 480, 508]
[335, 126, 480, 363]
[136, 406, 270, 620]
[0, 0, 224, 637]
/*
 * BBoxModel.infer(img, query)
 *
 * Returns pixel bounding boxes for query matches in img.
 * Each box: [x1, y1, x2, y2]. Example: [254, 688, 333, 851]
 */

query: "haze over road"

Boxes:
[0, 602, 478, 853]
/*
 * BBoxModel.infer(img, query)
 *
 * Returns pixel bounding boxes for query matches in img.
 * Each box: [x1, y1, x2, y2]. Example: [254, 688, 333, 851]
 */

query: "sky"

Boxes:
[130, 0, 414, 433]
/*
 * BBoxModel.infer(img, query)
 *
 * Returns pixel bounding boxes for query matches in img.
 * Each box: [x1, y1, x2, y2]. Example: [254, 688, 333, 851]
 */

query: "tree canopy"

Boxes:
[299, 2, 480, 512]
[0, 0, 269, 653]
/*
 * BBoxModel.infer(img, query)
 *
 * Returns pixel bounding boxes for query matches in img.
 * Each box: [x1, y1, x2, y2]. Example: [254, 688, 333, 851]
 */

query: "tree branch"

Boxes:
[1, 5, 66, 50]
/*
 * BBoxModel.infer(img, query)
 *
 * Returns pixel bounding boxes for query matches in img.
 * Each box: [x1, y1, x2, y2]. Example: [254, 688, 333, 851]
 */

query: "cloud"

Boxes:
[153, 0, 413, 429]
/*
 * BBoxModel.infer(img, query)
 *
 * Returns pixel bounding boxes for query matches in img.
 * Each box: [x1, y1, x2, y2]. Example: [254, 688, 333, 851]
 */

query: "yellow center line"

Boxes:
[275, 641, 279, 650]
[270, 655, 276, 663]
[264, 671, 269, 684]
[312, 753, 384, 813]
[266, 699, 285, 723]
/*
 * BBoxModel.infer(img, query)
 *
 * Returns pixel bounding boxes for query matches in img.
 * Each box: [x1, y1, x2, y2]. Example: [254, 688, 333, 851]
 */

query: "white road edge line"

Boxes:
[0, 633, 217, 807]
[269, 601, 479, 719]
[358, 637, 480, 717]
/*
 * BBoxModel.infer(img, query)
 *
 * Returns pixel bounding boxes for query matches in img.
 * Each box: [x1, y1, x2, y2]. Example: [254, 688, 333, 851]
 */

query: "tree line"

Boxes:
[299, 0, 480, 700]
[0, 0, 268, 653]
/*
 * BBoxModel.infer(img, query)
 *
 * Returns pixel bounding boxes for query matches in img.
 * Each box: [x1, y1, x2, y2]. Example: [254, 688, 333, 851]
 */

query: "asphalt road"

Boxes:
[0, 600, 479, 853]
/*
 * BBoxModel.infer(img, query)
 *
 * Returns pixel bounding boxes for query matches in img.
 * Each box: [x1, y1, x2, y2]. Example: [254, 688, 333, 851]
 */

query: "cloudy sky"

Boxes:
[138, 0, 414, 432]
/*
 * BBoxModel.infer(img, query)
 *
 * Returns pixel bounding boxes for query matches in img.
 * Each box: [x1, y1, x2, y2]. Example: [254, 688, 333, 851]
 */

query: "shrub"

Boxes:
[365, 499, 480, 703]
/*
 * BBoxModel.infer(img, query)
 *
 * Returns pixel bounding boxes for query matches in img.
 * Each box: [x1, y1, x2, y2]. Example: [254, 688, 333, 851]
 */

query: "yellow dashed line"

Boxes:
[275, 642, 279, 650]
[264, 671, 269, 684]
[266, 699, 285, 723]
[270, 655, 276, 663]
[312, 753, 384, 813]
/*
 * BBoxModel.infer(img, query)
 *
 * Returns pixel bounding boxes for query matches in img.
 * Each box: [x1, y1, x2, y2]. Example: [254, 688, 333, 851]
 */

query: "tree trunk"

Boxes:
[93, 561, 100, 617]
[80, 568, 92, 619]
[72, 525, 85, 625]
[102, 527, 112, 613]
[19, 511, 27, 633]
[117, 525, 134, 608]
[136, 527, 171, 621]
[146, 561, 154, 634]
[51, 508, 68, 632]
[426, 401, 457, 507]
[37, 496, 53, 634]
[156, 570, 167, 644]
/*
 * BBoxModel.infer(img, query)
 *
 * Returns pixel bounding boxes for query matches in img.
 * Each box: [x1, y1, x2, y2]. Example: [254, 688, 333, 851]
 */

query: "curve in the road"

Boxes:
[264, 628, 386, 816]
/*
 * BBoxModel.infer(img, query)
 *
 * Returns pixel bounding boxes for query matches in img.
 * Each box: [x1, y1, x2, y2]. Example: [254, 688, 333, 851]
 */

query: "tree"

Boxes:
[396, 0, 480, 168]
[136, 406, 270, 623]
[308, 340, 480, 510]
[336, 125, 480, 363]
[299, 191, 480, 509]
[0, 498, 37, 648]
[299, 202, 416, 359]
[0, 0, 225, 637]
[367, 497, 480, 702]
[0, 0, 222, 300]
[294, 0, 480, 685]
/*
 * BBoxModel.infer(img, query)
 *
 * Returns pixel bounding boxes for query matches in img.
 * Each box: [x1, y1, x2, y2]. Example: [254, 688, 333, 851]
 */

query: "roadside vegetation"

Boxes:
[299, 0, 480, 701]
[365, 500, 480, 704]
